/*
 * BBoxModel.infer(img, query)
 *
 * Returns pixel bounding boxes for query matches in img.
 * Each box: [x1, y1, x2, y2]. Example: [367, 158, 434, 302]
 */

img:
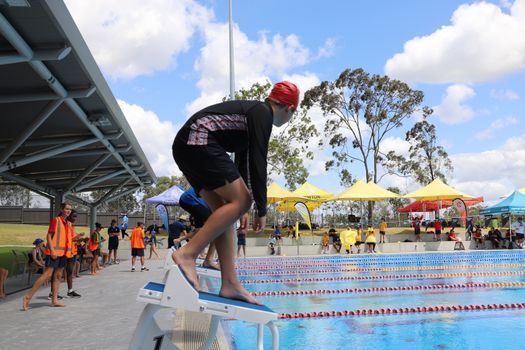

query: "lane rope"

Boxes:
[277, 303, 525, 319]
[238, 263, 525, 276]
[251, 281, 525, 297]
[242, 270, 525, 284]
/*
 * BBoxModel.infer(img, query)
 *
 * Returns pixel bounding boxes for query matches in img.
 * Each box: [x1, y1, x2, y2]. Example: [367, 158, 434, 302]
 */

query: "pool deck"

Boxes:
[0, 243, 226, 350]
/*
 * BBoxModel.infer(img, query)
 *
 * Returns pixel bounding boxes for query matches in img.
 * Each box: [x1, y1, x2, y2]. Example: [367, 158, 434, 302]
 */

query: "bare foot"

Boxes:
[172, 250, 199, 289]
[219, 285, 261, 305]
[51, 303, 65, 307]
[202, 260, 221, 270]
[22, 295, 30, 311]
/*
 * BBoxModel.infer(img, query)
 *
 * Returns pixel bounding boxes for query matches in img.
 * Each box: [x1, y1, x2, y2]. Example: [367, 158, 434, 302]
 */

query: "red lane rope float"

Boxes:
[242, 270, 525, 284]
[277, 303, 525, 319]
[237, 263, 525, 272]
[238, 263, 525, 276]
[252, 282, 525, 297]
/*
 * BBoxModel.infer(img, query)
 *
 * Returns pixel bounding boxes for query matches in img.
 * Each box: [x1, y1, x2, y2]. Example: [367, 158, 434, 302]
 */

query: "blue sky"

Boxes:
[64, 0, 525, 203]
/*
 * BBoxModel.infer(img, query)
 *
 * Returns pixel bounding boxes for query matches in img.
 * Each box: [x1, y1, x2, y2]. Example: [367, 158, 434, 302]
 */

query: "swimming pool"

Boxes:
[205, 251, 525, 350]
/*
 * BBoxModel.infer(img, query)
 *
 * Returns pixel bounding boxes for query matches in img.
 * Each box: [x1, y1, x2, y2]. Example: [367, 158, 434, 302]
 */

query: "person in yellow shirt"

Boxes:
[379, 217, 387, 243]
[365, 225, 377, 253]
[131, 222, 148, 272]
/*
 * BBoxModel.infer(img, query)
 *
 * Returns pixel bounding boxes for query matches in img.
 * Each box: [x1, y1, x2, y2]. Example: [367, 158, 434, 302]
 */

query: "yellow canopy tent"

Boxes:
[293, 182, 334, 201]
[328, 180, 399, 228]
[520, 187, 525, 195]
[330, 180, 399, 201]
[276, 200, 322, 212]
[267, 182, 305, 204]
[403, 179, 473, 200]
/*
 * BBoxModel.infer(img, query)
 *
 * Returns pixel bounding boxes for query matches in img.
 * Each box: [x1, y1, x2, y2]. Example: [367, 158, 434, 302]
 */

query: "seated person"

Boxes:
[29, 238, 46, 274]
[268, 235, 277, 255]
[331, 231, 342, 254]
[447, 229, 461, 242]
[473, 225, 483, 248]
[273, 225, 282, 243]
[488, 227, 503, 248]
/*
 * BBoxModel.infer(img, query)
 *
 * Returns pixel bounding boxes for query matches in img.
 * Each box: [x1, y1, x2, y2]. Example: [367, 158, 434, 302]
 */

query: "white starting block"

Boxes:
[164, 247, 221, 279]
[129, 249, 279, 350]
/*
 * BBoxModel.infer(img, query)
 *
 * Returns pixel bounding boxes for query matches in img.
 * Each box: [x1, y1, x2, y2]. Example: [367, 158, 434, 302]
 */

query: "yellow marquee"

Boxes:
[403, 179, 473, 200]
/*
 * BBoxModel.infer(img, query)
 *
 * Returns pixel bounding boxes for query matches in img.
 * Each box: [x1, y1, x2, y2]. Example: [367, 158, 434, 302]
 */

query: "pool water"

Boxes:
[205, 251, 525, 350]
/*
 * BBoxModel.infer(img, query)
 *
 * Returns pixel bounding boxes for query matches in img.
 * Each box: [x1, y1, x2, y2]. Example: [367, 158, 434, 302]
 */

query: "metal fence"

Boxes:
[0, 206, 177, 228]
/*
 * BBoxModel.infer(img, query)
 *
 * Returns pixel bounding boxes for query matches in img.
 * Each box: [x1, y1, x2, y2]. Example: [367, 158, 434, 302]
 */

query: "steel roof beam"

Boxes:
[0, 171, 56, 197]
[94, 178, 132, 207]
[0, 46, 72, 65]
[50, 145, 131, 158]
[0, 10, 146, 188]
[64, 153, 112, 194]
[0, 99, 63, 163]
[104, 185, 142, 204]
[0, 130, 123, 148]
[0, 137, 99, 173]
[65, 193, 92, 207]
[0, 87, 96, 104]
[73, 169, 128, 192]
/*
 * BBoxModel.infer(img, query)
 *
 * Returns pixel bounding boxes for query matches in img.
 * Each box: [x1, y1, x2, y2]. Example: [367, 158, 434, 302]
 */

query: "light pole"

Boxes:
[228, 0, 235, 100]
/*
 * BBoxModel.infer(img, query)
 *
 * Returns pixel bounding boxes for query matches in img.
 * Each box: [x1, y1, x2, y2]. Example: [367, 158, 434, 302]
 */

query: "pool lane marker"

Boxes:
[238, 263, 525, 276]
[252, 282, 525, 297]
[241, 270, 525, 284]
[278, 303, 525, 319]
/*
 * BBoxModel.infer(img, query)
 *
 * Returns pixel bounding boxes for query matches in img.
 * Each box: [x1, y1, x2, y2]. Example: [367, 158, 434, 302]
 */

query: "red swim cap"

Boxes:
[268, 81, 300, 109]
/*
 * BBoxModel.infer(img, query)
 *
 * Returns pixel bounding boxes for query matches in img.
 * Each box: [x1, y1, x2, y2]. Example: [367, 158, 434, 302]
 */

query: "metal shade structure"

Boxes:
[0, 1, 156, 224]
[403, 179, 473, 201]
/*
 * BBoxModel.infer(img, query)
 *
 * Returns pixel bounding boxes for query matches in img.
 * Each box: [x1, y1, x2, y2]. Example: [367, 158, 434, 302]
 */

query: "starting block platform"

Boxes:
[130, 249, 279, 350]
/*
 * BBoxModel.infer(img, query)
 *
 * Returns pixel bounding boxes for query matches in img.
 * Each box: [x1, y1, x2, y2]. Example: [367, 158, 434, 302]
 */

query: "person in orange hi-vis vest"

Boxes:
[23, 202, 72, 310]
[64, 209, 84, 298]
[88, 223, 104, 275]
[131, 222, 148, 272]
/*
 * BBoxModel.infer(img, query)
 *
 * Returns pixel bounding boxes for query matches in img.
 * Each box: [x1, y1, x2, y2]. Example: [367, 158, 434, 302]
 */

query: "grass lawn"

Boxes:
[0, 223, 90, 246]
[0, 246, 32, 274]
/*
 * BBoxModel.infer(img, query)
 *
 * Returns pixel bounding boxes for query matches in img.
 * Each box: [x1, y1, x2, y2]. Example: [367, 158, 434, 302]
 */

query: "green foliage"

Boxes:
[0, 179, 32, 207]
[386, 186, 410, 215]
[302, 68, 427, 219]
[142, 175, 189, 200]
[384, 117, 453, 185]
[90, 190, 140, 214]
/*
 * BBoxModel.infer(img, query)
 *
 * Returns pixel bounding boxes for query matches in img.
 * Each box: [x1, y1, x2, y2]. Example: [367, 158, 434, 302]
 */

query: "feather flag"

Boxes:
[156, 204, 170, 232]
[294, 201, 312, 232]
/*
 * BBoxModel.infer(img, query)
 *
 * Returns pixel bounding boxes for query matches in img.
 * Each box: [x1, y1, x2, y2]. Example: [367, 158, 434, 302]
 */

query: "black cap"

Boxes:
[95, 222, 103, 229]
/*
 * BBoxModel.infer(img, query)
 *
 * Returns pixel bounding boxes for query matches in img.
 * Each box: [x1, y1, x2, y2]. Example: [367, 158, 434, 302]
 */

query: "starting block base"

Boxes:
[130, 251, 279, 350]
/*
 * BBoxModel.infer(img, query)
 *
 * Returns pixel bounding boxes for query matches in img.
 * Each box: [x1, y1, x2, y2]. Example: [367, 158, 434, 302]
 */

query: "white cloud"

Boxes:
[385, 0, 525, 84]
[490, 88, 520, 100]
[433, 84, 475, 124]
[65, 0, 213, 79]
[314, 38, 337, 59]
[118, 100, 181, 176]
[450, 136, 525, 201]
[475, 116, 519, 139]
[186, 22, 321, 114]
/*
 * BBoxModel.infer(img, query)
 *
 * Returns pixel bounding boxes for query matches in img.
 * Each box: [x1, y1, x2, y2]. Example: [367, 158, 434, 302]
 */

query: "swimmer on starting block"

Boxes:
[171, 81, 300, 304]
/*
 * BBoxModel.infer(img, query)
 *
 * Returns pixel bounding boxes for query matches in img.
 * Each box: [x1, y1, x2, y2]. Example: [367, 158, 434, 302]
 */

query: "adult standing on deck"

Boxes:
[23, 202, 72, 310]
[64, 210, 83, 298]
[512, 217, 525, 247]
[108, 219, 120, 264]
[171, 81, 299, 304]
[131, 222, 148, 272]
[120, 214, 129, 240]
